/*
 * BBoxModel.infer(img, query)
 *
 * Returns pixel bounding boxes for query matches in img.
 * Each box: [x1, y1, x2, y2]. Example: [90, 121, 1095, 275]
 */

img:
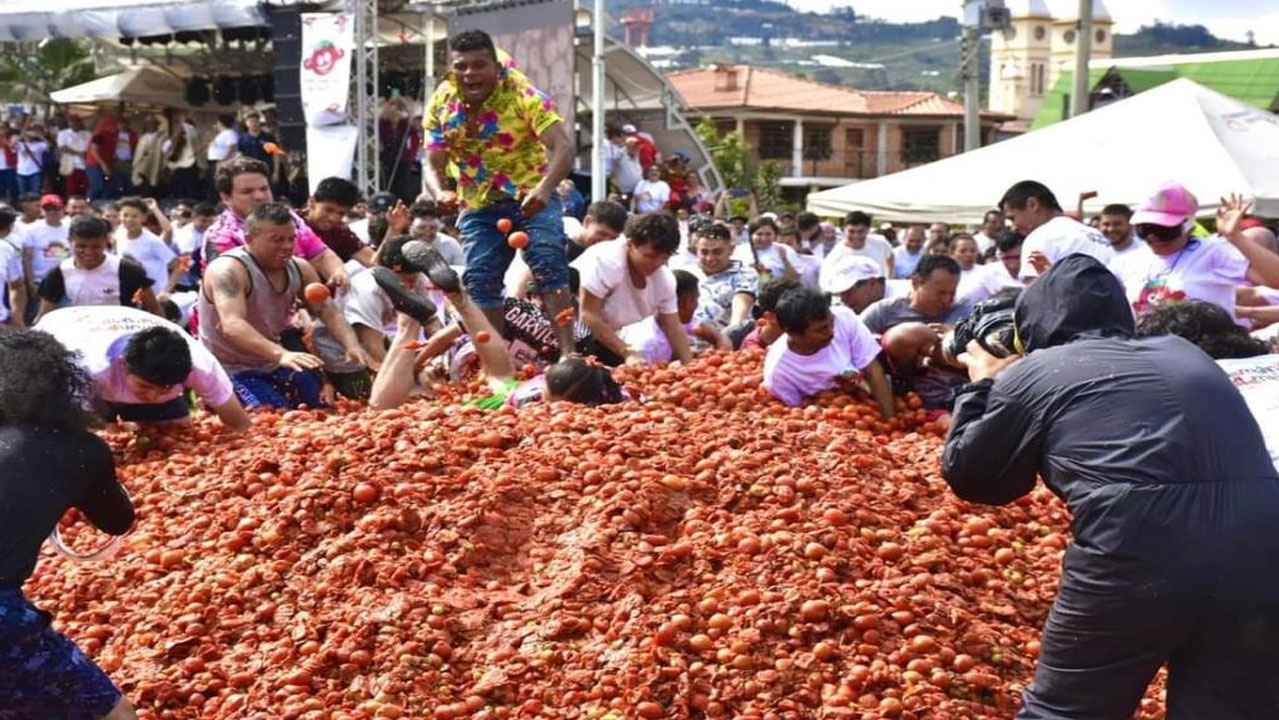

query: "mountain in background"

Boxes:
[610, 0, 1262, 95]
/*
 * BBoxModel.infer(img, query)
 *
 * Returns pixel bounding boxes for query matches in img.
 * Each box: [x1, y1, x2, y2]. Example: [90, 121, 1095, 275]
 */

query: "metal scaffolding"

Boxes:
[350, 0, 381, 197]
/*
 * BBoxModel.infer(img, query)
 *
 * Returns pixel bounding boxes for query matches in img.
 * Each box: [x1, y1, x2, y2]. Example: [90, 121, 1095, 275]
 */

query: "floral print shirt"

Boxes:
[424, 51, 562, 209]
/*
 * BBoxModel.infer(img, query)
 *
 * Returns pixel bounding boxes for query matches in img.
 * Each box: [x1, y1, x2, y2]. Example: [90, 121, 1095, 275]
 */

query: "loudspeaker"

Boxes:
[268, 5, 306, 152]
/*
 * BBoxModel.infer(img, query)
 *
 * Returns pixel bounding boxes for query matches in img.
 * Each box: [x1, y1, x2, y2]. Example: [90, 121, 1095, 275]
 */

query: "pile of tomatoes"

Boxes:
[28, 350, 1167, 720]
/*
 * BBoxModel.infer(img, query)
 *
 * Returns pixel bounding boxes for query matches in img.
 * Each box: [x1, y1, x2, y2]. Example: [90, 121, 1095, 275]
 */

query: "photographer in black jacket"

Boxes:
[942, 255, 1279, 720]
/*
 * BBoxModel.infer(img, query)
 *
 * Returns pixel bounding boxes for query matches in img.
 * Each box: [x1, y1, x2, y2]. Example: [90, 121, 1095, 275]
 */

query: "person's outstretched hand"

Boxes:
[1217, 193, 1253, 238]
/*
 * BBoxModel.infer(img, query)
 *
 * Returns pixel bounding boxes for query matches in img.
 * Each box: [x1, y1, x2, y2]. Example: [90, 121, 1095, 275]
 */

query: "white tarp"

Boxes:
[0, 0, 264, 41]
[49, 64, 231, 110]
[807, 79, 1279, 223]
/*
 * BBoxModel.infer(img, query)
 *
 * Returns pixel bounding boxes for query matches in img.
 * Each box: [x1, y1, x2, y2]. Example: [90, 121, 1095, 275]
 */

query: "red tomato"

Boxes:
[496, 218, 513, 234]
[304, 283, 331, 304]
[507, 231, 529, 250]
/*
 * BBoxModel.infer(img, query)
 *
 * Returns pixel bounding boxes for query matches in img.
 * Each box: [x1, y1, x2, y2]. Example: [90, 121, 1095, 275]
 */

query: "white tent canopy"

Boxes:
[0, 0, 265, 41]
[49, 65, 232, 110]
[807, 79, 1279, 223]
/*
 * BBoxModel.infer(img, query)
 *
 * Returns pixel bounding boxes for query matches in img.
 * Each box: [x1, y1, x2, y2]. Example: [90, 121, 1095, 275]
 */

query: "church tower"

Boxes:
[988, 0, 1054, 123]
[1048, 0, 1113, 92]
[988, 0, 1114, 126]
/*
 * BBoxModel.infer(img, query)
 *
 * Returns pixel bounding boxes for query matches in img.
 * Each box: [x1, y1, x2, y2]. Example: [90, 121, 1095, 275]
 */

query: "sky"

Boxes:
[784, 0, 1279, 46]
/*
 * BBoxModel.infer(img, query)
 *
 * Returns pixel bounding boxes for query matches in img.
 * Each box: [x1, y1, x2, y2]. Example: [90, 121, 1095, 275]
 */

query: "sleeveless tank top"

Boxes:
[197, 246, 302, 373]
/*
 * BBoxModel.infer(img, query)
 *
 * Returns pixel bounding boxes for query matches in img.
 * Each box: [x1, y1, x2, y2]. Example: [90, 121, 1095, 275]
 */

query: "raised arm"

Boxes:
[1219, 195, 1279, 288]
[298, 259, 370, 369]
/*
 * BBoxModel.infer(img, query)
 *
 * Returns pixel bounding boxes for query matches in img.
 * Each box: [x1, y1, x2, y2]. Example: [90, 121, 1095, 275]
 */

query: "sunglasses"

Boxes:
[1135, 223, 1183, 242]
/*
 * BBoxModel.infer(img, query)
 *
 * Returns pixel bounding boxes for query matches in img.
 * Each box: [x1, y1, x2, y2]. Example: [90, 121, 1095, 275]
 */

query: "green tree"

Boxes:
[694, 116, 752, 190]
[0, 39, 97, 105]
[753, 159, 782, 213]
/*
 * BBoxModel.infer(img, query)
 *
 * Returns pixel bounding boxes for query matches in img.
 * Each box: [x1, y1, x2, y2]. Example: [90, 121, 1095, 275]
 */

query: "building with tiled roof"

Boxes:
[665, 64, 1011, 189]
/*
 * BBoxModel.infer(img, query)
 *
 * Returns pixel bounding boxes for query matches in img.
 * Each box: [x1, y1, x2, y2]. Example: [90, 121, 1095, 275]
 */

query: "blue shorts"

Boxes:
[231, 368, 324, 410]
[0, 587, 121, 720]
[458, 194, 568, 307]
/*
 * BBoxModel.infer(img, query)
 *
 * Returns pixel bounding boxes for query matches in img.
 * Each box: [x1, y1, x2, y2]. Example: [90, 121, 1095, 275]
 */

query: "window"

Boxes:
[844, 128, 869, 177]
[901, 127, 941, 164]
[1037, 64, 1047, 95]
[757, 121, 793, 160]
[1063, 29, 1076, 44]
[803, 127, 832, 161]
[1095, 29, 1107, 44]
[1034, 25, 1046, 40]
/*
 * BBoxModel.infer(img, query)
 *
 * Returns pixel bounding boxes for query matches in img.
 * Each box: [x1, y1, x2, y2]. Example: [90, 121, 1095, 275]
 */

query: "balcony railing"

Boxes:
[766, 149, 956, 180]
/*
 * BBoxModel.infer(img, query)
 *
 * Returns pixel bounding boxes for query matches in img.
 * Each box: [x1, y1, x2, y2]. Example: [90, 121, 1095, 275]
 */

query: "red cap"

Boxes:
[39, 194, 64, 209]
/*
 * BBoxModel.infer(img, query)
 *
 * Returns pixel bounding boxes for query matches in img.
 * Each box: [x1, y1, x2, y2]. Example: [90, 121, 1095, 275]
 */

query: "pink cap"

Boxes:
[1132, 181, 1198, 227]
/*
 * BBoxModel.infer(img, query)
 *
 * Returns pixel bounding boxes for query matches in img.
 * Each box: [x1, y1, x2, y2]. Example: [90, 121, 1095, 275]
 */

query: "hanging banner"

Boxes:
[300, 12, 353, 127]
[307, 125, 360, 192]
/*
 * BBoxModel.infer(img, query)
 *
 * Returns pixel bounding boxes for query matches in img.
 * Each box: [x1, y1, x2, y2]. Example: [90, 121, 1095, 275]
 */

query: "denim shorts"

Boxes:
[457, 194, 568, 307]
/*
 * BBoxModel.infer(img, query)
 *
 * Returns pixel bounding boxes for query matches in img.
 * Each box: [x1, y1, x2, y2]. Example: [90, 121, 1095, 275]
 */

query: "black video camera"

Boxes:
[941, 291, 1020, 366]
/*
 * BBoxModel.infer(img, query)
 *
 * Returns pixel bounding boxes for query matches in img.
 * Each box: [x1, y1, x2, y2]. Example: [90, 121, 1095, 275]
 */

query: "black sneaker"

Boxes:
[371, 267, 438, 326]
[401, 240, 462, 294]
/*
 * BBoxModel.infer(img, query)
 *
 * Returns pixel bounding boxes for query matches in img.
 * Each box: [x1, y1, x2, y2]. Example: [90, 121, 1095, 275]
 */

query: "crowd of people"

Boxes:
[3, 27, 1279, 720]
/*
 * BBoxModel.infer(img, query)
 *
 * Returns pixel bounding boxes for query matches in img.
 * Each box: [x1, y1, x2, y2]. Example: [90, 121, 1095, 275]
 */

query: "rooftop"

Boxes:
[1031, 48, 1279, 129]
[666, 64, 1008, 119]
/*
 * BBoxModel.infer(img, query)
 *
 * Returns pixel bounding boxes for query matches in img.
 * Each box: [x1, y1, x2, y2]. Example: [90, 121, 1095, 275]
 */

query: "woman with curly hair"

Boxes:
[0, 331, 137, 720]
[1135, 300, 1269, 360]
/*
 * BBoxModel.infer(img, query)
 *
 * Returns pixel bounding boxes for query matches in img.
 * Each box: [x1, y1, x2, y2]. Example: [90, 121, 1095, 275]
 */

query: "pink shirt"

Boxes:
[204, 208, 329, 261]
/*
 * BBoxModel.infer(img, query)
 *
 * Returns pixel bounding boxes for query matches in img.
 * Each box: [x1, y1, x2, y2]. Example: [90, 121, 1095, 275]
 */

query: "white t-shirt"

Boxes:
[15, 140, 47, 176]
[792, 252, 823, 289]
[763, 306, 881, 407]
[115, 227, 176, 289]
[973, 231, 997, 255]
[348, 218, 371, 245]
[24, 220, 71, 280]
[957, 264, 1011, 304]
[892, 246, 924, 279]
[171, 223, 203, 256]
[0, 239, 21, 322]
[207, 128, 239, 162]
[1110, 236, 1249, 323]
[1110, 236, 1147, 259]
[343, 269, 444, 334]
[572, 238, 678, 329]
[33, 305, 234, 408]
[822, 234, 895, 278]
[619, 316, 697, 365]
[1020, 215, 1114, 280]
[432, 233, 466, 267]
[116, 130, 133, 161]
[1216, 355, 1279, 473]
[750, 243, 801, 282]
[314, 270, 443, 373]
[632, 179, 671, 214]
[57, 128, 89, 171]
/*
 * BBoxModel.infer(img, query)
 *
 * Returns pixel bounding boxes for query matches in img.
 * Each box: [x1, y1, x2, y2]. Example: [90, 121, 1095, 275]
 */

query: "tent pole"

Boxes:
[590, 0, 606, 202]
[1070, 0, 1093, 117]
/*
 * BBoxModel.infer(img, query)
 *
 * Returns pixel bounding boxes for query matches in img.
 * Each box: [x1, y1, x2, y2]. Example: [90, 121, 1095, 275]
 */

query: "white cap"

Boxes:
[820, 254, 884, 295]
[622, 124, 637, 133]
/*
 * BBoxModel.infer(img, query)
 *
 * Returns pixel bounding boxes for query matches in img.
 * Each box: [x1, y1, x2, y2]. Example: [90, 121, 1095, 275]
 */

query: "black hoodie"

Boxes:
[942, 255, 1279, 574]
